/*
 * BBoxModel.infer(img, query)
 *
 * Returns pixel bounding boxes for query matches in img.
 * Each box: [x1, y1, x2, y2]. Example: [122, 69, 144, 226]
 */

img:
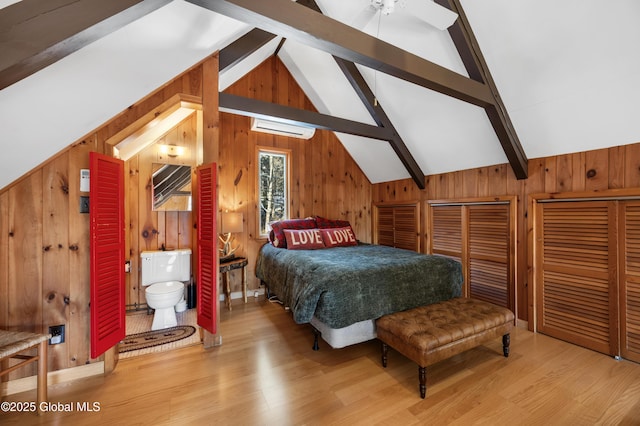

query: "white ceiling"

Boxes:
[1, 0, 639, 189]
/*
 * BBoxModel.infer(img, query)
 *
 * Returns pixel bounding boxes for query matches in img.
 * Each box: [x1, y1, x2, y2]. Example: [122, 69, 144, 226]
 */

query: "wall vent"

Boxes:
[250, 118, 316, 139]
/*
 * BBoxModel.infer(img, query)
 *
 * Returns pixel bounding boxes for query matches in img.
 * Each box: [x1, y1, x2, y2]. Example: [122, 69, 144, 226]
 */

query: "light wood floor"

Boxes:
[4, 297, 640, 425]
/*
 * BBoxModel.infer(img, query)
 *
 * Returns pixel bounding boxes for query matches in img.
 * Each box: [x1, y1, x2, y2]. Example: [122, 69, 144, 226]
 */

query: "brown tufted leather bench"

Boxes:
[376, 297, 514, 398]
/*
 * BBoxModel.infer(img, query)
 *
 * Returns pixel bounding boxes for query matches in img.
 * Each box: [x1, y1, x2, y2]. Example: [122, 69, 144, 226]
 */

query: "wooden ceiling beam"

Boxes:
[217, 3, 425, 188]
[186, 0, 495, 107]
[297, 0, 425, 189]
[217, 31, 391, 139]
[0, 0, 171, 90]
[435, 0, 528, 179]
[193, 0, 529, 180]
[219, 93, 394, 141]
[334, 58, 425, 189]
[219, 28, 278, 73]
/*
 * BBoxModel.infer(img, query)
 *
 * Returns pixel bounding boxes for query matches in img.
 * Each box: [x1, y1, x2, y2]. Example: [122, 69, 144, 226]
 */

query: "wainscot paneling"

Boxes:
[67, 137, 93, 371]
[219, 57, 373, 295]
[43, 154, 71, 373]
[7, 171, 43, 378]
[373, 141, 640, 324]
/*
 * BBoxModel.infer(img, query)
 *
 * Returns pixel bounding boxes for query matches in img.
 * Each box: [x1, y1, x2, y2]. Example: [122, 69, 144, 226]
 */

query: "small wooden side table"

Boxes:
[220, 257, 248, 310]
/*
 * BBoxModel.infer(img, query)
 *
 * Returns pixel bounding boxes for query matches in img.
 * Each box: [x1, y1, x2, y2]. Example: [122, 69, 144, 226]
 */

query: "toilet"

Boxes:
[140, 249, 191, 330]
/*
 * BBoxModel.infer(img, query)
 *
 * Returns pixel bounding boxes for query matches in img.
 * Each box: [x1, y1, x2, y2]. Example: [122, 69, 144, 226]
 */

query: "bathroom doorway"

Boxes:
[106, 101, 203, 357]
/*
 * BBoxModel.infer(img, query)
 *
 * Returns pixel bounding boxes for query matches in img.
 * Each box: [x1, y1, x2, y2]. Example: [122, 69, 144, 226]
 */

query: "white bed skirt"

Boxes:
[309, 316, 377, 349]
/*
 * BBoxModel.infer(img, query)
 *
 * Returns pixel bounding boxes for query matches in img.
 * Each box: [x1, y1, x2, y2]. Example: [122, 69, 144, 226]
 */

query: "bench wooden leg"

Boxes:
[37, 339, 48, 415]
[419, 366, 426, 399]
[503, 333, 510, 357]
[381, 342, 388, 368]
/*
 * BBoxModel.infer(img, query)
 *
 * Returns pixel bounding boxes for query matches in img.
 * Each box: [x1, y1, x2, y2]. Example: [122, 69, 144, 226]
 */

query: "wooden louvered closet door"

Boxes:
[377, 206, 395, 247]
[394, 206, 419, 250]
[468, 204, 510, 308]
[430, 202, 513, 309]
[375, 204, 419, 252]
[536, 201, 618, 356]
[430, 205, 462, 263]
[620, 201, 640, 362]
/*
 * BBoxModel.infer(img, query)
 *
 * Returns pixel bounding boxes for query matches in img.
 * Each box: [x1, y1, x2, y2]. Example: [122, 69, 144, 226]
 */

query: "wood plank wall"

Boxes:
[0, 57, 209, 379]
[219, 57, 373, 295]
[373, 143, 640, 322]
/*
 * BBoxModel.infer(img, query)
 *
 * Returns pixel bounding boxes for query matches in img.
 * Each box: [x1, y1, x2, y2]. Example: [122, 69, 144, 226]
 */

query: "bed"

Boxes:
[255, 241, 463, 349]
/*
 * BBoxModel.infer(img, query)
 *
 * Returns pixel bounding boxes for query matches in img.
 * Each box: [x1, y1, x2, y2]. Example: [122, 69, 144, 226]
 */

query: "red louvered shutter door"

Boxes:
[197, 163, 217, 334]
[90, 152, 125, 358]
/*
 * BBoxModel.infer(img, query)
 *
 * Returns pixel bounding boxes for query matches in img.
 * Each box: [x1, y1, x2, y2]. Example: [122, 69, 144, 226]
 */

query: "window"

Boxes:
[258, 148, 289, 236]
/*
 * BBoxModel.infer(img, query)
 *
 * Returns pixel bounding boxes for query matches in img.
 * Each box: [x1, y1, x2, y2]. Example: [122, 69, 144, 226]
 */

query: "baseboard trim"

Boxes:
[1, 361, 104, 396]
[220, 287, 265, 301]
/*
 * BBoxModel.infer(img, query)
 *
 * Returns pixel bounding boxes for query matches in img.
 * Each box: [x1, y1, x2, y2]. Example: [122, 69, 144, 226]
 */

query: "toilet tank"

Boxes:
[140, 249, 191, 287]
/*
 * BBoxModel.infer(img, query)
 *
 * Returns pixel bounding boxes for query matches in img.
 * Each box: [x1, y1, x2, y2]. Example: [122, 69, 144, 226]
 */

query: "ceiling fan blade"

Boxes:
[412, 0, 458, 30]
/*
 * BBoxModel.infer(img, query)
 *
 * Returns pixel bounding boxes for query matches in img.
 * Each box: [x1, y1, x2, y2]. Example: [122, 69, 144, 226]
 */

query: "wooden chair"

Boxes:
[0, 330, 51, 414]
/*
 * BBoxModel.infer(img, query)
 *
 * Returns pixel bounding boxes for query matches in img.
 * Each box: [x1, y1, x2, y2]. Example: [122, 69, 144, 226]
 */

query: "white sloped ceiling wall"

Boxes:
[0, 0, 639, 189]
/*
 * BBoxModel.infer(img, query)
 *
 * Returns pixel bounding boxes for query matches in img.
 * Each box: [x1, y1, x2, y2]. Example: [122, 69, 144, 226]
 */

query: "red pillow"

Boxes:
[283, 229, 325, 250]
[320, 227, 357, 247]
[315, 216, 351, 229]
[270, 218, 318, 248]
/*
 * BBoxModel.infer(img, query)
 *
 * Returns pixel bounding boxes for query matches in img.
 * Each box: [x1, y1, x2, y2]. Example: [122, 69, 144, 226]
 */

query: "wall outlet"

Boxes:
[49, 325, 65, 345]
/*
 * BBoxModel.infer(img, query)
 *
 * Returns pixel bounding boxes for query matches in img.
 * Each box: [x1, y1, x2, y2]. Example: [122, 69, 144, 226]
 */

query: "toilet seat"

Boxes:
[146, 281, 184, 295]
[140, 250, 191, 330]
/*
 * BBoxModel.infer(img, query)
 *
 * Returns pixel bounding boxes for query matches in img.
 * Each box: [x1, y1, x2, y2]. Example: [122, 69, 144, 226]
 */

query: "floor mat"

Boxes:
[119, 325, 196, 353]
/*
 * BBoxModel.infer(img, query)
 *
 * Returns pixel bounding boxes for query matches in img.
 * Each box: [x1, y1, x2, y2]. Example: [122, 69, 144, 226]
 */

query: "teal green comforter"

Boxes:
[255, 243, 463, 328]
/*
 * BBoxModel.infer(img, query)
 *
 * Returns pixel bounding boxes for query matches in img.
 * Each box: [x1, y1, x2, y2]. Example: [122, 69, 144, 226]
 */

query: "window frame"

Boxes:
[256, 146, 291, 239]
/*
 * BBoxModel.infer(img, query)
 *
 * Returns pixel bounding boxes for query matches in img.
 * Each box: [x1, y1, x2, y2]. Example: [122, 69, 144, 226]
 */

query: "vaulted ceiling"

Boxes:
[1, 0, 639, 190]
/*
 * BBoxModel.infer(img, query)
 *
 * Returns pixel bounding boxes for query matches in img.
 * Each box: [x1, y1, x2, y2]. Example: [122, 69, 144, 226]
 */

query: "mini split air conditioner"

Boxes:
[250, 118, 316, 140]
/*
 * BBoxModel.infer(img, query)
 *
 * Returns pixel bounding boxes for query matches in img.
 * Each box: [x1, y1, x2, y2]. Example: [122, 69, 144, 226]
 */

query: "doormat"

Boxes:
[119, 325, 196, 353]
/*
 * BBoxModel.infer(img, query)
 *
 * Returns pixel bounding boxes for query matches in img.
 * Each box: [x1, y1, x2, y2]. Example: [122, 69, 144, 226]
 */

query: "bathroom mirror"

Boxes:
[152, 163, 192, 211]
